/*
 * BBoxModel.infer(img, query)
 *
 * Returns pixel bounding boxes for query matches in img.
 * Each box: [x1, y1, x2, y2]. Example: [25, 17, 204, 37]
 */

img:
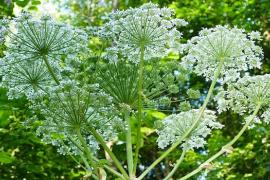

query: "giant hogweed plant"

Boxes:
[0, 3, 268, 180]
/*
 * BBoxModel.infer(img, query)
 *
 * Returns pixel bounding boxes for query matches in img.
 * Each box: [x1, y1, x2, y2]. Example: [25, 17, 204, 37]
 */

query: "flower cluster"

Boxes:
[1, 12, 88, 62]
[0, 12, 88, 100]
[181, 25, 263, 82]
[100, 3, 187, 63]
[143, 60, 189, 109]
[215, 74, 270, 125]
[33, 80, 124, 155]
[0, 60, 53, 100]
[0, 18, 9, 43]
[96, 59, 188, 110]
[157, 109, 223, 150]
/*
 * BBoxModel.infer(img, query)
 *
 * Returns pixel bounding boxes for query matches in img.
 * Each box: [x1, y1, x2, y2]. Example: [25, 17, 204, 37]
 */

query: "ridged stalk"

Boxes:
[133, 45, 145, 174]
[42, 55, 60, 85]
[125, 110, 134, 176]
[88, 126, 129, 179]
[164, 150, 186, 180]
[75, 128, 97, 173]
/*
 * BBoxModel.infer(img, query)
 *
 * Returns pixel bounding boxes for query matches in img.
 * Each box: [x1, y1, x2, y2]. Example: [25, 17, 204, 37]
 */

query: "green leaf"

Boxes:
[0, 151, 14, 164]
[141, 127, 155, 136]
[28, 6, 38, 11]
[31, 0, 41, 5]
[15, 0, 30, 7]
[148, 111, 166, 119]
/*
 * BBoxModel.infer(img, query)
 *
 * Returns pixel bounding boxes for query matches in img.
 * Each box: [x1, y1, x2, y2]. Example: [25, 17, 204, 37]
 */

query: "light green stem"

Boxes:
[133, 45, 145, 174]
[125, 110, 134, 176]
[42, 55, 60, 85]
[138, 59, 225, 180]
[88, 126, 129, 179]
[42, 55, 125, 178]
[69, 132, 125, 179]
[79, 153, 92, 173]
[164, 150, 186, 180]
[75, 128, 97, 173]
[103, 165, 125, 180]
[180, 103, 262, 180]
[70, 154, 88, 171]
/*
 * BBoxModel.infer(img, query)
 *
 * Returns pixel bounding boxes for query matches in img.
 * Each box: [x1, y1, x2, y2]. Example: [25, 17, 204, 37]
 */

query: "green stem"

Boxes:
[70, 154, 88, 171]
[133, 45, 145, 174]
[41, 56, 125, 178]
[75, 128, 97, 174]
[138, 58, 225, 180]
[125, 110, 134, 176]
[103, 165, 125, 180]
[180, 103, 262, 180]
[88, 126, 129, 179]
[79, 152, 92, 173]
[164, 150, 186, 180]
[42, 55, 60, 85]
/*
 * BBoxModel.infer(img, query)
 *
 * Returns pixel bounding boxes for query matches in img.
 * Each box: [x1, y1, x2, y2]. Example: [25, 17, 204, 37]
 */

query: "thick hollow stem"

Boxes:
[138, 59, 224, 180]
[88, 126, 129, 179]
[133, 45, 145, 174]
[42, 55, 60, 85]
[164, 150, 186, 180]
[180, 103, 262, 180]
[125, 110, 134, 176]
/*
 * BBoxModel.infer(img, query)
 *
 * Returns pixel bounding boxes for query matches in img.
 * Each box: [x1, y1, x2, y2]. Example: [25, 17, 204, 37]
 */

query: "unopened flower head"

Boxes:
[0, 59, 53, 100]
[34, 80, 124, 155]
[157, 109, 223, 150]
[181, 25, 263, 82]
[100, 3, 187, 63]
[97, 60, 188, 110]
[216, 74, 270, 116]
[1, 12, 88, 65]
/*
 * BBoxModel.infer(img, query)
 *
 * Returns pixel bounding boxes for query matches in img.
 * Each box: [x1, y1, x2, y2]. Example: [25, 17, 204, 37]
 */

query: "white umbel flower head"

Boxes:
[157, 109, 223, 150]
[0, 12, 88, 65]
[33, 80, 124, 155]
[181, 25, 263, 82]
[216, 74, 270, 116]
[100, 3, 187, 63]
[0, 59, 53, 100]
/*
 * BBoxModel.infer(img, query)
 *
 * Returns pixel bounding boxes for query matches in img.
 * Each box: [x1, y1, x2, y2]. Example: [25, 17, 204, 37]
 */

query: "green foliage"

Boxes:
[0, 0, 14, 17]
[0, 89, 84, 179]
[0, 0, 41, 17]
[0, 151, 15, 164]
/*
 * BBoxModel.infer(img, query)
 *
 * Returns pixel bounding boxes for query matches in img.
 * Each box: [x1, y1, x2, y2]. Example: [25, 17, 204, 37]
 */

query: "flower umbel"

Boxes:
[181, 25, 263, 82]
[1, 12, 88, 65]
[216, 74, 270, 115]
[100, 3, 187, 63]
[0, 60, 53, 100]
[0, 13, 89, 99]
[34, 80, 123, 155]
[96, 59, 188, 110]
[157, 109, 223, 150]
